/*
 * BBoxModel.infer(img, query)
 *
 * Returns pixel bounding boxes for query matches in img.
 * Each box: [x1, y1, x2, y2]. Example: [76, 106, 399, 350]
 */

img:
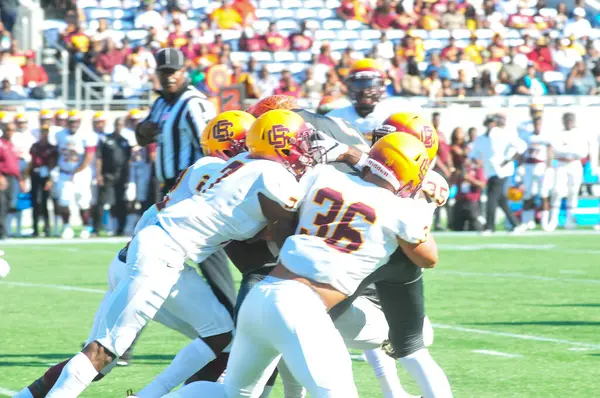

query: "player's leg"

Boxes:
[45, 226, 186, 396]
[540, 168, 554, 230]
[40, 176, 51, 236]
[56, 173, 74, 238]
[484, 176, 501, 231]
[521, 166, 537, 229]
[548, 166, 567, 231]
[73, 171, 93, 239]
[136, 265, 234, 397]
[30, 171, 41, 236]
[565, 164, 583, 229]
[377, 272, 452, 398]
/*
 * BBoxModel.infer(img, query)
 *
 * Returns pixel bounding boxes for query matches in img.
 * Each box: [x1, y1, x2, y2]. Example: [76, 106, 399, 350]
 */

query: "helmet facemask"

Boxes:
[278, 124, 318, 179]
[348, 76, 385, 117]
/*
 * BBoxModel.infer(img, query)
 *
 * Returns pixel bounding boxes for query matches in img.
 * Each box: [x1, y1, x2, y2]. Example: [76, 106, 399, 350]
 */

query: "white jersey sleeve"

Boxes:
[256, 163, 306, 211]
[553, 130, 589, 160]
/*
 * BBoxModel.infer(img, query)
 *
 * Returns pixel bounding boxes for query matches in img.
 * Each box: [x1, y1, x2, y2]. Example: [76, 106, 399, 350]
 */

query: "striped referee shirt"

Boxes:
[142, 84, 216, 182]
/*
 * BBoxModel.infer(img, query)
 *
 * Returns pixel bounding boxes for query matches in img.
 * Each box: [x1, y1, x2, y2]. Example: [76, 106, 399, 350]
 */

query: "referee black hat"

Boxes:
[155, 47, 185, 71]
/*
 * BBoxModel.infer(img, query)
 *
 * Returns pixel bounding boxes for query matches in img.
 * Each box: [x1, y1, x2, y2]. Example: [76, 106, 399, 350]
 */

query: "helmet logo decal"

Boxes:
[418, 158, 430, 180]
[212, 120, 234, 142]
[268, 124, 289, 149]
[421, 126, 435, 148]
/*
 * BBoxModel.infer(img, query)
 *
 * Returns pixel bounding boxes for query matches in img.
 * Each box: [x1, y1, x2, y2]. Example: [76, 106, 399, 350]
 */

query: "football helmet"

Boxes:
[246, 95, 299, 118]
[367, 132, 430, 198]
[372, 113, 439, 161]
[39, 109, 53, 120]
[529, 103, 543, 119]
[246, 109, 316, 178]
[201, 110, 256, 160]
[347, 58, 386, 117]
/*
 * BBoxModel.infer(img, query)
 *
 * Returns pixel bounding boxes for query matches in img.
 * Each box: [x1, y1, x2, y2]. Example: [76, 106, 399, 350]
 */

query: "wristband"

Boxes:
[353, 152, 369, 171]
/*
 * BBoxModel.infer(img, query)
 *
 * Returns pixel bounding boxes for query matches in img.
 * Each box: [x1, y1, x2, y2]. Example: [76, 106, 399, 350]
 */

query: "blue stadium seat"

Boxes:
[325, 0, 342, 8]
[273, 9, 295, 19]
[304, 0, 326, 9]
[296, 51, 313, 62]
[288, 62, 307, 74]
[258, 0, 280, 8]
[337, 30, 360, 41]
[318, 9, 336, 19]
[451, 29, 472, 40]
[266, 63, 286, 73]
[282, 0, 303, 9]
[230, 52, 251, 63]
[126, 29, 149, 41]
[322, 19, 344, 30]
[253, 20, 270, 32]
[276, 19, 300, 31]
[423, 39, 443, 51]
[351, 40, 373, 51]
[295, 9, 318, 19]
[314, 30, 336, 41]
[345, 20, 364, 30]
[113, 20, 134, 30]
[188, 8, 207, 19]
[305, 19, 321, 30]
[475, 29, 494, 39]
[220, 30, 242, 41]
[273, 52, 296, 63]
[86, 8, 113, 20]
[255, 9, 273, 19]
[191, 0, 210, 8]
[385, 30, 405, 40]
[429, 30, 450, 40]
[360, 29, 381, 40]
[328, 40, 349, 51]
[252, 52, 274, 62]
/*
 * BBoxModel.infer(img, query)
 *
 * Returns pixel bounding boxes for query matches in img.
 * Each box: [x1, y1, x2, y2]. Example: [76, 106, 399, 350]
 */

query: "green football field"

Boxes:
[1, 231, 599, 397]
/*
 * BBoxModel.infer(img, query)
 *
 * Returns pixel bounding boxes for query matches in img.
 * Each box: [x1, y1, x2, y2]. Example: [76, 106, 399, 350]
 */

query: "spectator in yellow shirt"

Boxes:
[464, 35, 483, 64]
[210, 0, 243, 30]
[567, 35, 586, 57]
[397, 33, 425, 63]
[231, 62, 259, 98]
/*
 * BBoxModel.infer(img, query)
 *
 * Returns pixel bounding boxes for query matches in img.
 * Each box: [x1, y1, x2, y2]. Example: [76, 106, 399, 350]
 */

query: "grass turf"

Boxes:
[0, 232, 599, 397]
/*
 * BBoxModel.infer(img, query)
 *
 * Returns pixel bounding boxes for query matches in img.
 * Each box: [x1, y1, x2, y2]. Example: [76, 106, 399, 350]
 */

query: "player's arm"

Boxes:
[257, 193, 299, 249]
[546, 145, 554, 168]
[399, 234, 438, 268]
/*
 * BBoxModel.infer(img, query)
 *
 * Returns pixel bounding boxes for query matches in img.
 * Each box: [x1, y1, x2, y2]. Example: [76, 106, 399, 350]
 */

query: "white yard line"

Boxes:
[0, 280, 105, 294]
[434, 324, 600, 349]
[437, 243, 556, 251]
[435, 230, 600, 237]
[0, 237, 130, 246]
[472, 350, 524, 358]
[0, 387, 18, 396]
[436, 270, 600, 285]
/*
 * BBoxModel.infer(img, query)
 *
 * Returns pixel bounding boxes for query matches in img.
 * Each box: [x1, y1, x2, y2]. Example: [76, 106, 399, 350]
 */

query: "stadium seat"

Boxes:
[273, 52, 296, 63]
[322, 19, 344, 30]
[191, 0, 210, 8]
[253, 20, 270, 32]
[345, 19, 364, 30]
[475, 29, 494, 39]
[385, 30, 405, 40]
[126, 29, 149, 41]
[318, 9, 336, 19]
[113, 20, 134, 30]
[351, 40, 373, 51]
[304, 19, 321, 30]
[314, 30, 336, 41]
[328, 40, 349, 51]
[266, 63, 286, 73]
[360, 29, 381, 40]
[337, 30, 360, 41]
[258, 0, 280, 8]
[295, 9, 318, 19]
[220, 30, 242, 41]
[273, 9, 295, 19]
[255, 9, 273, 19]
[281, 0, 303, 9]
[429, 30, 450, 40]
[304, 0, 326, 9]
[408, 29, 428, 39]
[288, 62, 307, 74]
[423, 39, 444, 51]
[230, 52, 251, 63]
[276, 19, 300, 31]
[251, 52, 273, 62]
[325, 0, 342, 8]
[296, 51, 313, 62]
[86, 7, 113, 20]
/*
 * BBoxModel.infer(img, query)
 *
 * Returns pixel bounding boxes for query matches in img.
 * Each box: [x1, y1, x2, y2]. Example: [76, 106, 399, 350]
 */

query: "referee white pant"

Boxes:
[91, 224, 233, 357]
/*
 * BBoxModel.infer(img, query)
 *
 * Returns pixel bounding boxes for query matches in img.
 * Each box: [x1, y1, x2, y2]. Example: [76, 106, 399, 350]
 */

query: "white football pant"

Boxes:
[550, 161, 583, 229]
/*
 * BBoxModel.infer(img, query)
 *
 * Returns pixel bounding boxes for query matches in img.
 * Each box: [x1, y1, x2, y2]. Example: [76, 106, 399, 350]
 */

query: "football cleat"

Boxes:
[61, 226, 75, 240]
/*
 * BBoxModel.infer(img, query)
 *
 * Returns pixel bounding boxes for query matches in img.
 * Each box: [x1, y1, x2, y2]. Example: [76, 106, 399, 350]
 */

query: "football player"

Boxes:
[166, 133, 437, 398]
[14, 111, 254, 398]
[547, 112, 589, 231]
[90, 111, 109, 235]
[54, 109, 68, 129]
[31, 109, 62, 145]
[42, 110, 338, 397]
[520, 116, 554, 230]
[325, 58, 421, 135]
[52, 110, 97, 239]
[517, 103, 545, 141]
[51, 110, 69, 234]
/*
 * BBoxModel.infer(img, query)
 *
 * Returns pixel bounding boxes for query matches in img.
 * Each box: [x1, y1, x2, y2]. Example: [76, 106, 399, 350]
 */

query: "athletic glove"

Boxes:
[309, 131, 349, 164]
[421, 170, 450, 207]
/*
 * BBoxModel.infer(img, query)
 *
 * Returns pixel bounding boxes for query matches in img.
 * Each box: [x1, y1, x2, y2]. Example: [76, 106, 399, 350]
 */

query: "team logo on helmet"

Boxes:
[268, 124, 290, 149]
[421, 126, 434, 149]
[418, 158, 430, 181]
[212, 120, 235, 142]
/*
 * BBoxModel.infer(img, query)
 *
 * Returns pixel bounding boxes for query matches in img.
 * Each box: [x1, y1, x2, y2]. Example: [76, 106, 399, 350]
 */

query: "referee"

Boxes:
[131, 47, 236, 372]
[135, 47, 217, 196]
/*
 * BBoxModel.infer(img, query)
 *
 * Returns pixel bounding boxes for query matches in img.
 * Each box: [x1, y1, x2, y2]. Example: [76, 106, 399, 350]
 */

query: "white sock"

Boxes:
[162, 381, 227, 398]
[540, 210, 550, 229]
[365, 348, 408, 398]
[522, 209, 534, 225]
[398, 348, 452, 398]
[259, 385, 273, 398]
[137, 338, 217, 398]
[278, 359, 306, 398]
[12, 388, 34, 398]
[46, 352, 99, 398]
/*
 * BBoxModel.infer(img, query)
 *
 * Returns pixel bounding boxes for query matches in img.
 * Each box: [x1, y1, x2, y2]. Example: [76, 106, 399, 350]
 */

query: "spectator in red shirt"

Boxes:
[338, 0, 372, 23]
[527, 36, 554, 72]
[26, 123, 57, 237]
[371, 0, 397, 30]
[450, 126, 467, 170]
[441, 37, 460, 62]
[21, 50, 48, 88]
[516, 33, 535, 55]
[263, 22, 289, 52]
[0, 121, 24, 238]
[239, 28, 263, 52]
[168, 19, 188, 48]
[317, 43, 337, 67]
[180, 38, 199, 60]
[489, 33, 507, 62]
[274, 69, 301, 98]
[507, 4, 535, 29]
[451, 157, 486, 231]
[210, 34, 225, 54]
[289, 22, 314, 52]
[96, 39, 126, 76]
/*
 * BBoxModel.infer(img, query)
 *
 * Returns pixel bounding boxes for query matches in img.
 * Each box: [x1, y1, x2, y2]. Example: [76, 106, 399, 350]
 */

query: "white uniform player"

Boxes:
[547, 113, 589, 231]
[520, 117, 554, 230]
[172, 131, 433, 398]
